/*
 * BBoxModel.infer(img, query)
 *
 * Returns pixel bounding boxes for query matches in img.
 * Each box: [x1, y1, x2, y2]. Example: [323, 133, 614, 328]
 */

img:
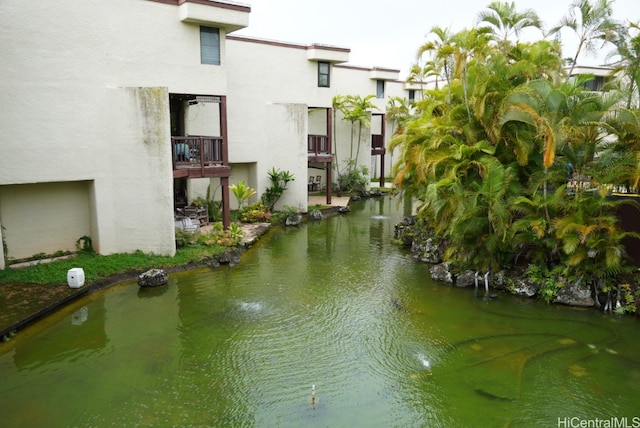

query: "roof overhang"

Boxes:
[306, 44, 350, 63]
[178, 0, 250, 33]
[369, 67, 400, 81]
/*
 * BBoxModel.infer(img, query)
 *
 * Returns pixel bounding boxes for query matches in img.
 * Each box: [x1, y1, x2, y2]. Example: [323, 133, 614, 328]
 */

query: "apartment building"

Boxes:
[0, 0, 410, 267]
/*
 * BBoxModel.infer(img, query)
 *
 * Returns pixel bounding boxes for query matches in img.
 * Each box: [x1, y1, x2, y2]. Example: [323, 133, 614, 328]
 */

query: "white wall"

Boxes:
[0, 182, 92, 260]
[226, 37, 410, 205]
[0, 0, 413, 262]
[0, 0, 252, 260]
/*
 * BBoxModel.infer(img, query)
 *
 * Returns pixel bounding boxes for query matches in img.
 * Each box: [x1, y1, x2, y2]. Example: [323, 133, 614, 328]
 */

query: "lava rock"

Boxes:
[308, 210, 324, 221]
[138, 269, 168, 287]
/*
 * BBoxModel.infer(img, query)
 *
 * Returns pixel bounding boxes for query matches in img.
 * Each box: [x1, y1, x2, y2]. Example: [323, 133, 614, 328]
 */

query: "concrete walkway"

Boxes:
[199, 195, 351, 245]
[308, 195, 351, 208]
[200, 222, 270, 246]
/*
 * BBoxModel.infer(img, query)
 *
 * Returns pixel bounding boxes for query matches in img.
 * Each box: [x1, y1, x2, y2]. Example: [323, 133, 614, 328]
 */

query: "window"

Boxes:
[583, 76, 606, 91]
[318, 62, 330, 87]
[200, 26, 220, 65]
[376, 80, 385, 98]
[570, 74, 608, 92]
[408, 89, 415, 101]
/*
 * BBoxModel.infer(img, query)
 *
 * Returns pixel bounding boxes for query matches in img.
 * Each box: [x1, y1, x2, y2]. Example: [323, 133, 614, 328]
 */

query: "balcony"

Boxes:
[172, 136, 230, 179]
[308, 134, 332, 163]
[371, 134, 385, 156]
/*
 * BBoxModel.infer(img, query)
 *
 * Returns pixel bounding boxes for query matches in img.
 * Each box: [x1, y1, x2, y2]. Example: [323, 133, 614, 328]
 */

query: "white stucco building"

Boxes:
[0, 0, 412, 268]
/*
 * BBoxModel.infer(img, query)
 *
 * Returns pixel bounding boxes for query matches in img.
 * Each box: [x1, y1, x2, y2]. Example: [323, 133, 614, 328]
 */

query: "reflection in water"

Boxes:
[71, 306, 88, 325]
[0, 196, 639, 427]
[137, 284, 169, 299]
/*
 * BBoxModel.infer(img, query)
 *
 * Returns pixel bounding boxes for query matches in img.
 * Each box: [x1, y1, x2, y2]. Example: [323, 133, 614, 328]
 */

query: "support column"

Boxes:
[0, 221, 5, 270]
[219, 95, 231, 229]
[326, 107, 332, 205]
[379, 114, 386, 188]
[221, 176, 230, 229]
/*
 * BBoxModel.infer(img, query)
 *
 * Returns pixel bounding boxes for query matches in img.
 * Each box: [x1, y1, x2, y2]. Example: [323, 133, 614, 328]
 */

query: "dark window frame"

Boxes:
[318, 62, 330, 87]
[200, 26, 220, 65]
[376, 79, 385, 98]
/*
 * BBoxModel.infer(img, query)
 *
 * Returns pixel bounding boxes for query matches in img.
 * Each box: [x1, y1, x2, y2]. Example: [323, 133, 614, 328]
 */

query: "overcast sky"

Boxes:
[234, 0, 638, 78]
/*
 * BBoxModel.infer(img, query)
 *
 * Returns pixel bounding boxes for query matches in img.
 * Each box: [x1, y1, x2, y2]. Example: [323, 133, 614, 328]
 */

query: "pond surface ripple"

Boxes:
[1, 196, 639, 427]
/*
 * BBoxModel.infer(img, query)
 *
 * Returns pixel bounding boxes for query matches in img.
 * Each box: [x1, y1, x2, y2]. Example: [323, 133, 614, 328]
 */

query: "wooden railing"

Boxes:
[308, 134, 330, 154]
[172, 135, 226, 165]
[371, 134, 385, 155]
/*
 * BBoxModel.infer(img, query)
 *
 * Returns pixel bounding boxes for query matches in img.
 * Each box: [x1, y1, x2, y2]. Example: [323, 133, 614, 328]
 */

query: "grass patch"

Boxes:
[308, 204, 332, 211]
[0, 245, 227, 286]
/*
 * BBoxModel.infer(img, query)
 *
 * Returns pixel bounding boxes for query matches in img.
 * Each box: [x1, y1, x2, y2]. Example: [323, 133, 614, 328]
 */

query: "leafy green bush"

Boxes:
[230, 180, 257, 209]
[175, 229, 198, 248]
[240, 202, 272, 223]
[196, 222, 243, 247]
[270, 205, 300, 225]
[526, 264, 564, 303]
[335, 159, 369, 193]
[261, 167, 295, 212]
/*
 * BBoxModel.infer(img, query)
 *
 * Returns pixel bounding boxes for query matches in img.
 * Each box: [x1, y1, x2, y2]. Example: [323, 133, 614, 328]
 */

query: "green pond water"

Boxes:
[1, 197, 639, 427]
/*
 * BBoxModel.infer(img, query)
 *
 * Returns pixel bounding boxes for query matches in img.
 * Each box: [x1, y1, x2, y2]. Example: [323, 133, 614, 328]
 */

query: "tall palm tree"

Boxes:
[548, 0, 618, 79]
[448, 27, 492, 122]
[386, 96, 412, 137]
[407, 63, 433, 95]
[553, 185, 639, 306]
[385, 97, 412, 181]
[507, 39, 564, 84]
[342, 94, 378, 170]
[500, 76, 598, 171]
[477, 1, 543, 51]
[498, 75, 599, 231]
[607, 21, 640, 109]
[417, 26, 455, 104]
[447, 158, 518, 273]
[392, 2, 640, 296]
[332, 94, 346, 172]
[607, 108, 640, 190]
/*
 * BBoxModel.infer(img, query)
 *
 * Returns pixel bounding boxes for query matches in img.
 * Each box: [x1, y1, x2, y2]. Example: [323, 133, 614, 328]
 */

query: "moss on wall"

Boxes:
[135, 87, 169, 148]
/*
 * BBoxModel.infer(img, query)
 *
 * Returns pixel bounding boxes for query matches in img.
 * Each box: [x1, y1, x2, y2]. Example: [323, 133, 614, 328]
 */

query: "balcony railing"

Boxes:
[308, 134, 332, 162]
[371, 134, 385, 155]
[172, 136, 229, 178]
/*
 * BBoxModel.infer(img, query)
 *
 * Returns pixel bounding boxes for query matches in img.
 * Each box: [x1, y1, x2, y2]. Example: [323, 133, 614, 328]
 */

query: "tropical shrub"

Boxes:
[240, 202, 272, 223]
[335, 159, 369, 194]
[261, 167, 295, 212]
[230, 180, 257, 209]
[391, 2, 640, 306]
[270, 205, 301, 225]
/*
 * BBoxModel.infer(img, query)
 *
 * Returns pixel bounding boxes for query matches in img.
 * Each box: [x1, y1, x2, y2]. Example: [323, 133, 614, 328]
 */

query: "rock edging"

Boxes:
[394, 216, 635, 311]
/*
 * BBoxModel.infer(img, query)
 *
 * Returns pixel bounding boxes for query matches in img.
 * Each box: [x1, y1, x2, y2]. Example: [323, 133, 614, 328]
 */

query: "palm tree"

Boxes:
[507, 39, 564, 83]
[477, 1, 543, 51]
[548, 0, 618, 79]
[386, 96, 412, 136]
[407, 63, 433, 95]
[332, 94, 346, 172]
[229, 180, 256, 210]
[607, 108, 640, 190]
[449, 158, 518, 273]
[342, 94, 378, 170]
[392, 2, 640, 298]
[553, 186, 639, 309]
[499, 76, 597, 230]
[417, 26, 455, 104]
[607, 21, 640, 109]
[499, 76, 599, 171]
[448, 27, 492, 122]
